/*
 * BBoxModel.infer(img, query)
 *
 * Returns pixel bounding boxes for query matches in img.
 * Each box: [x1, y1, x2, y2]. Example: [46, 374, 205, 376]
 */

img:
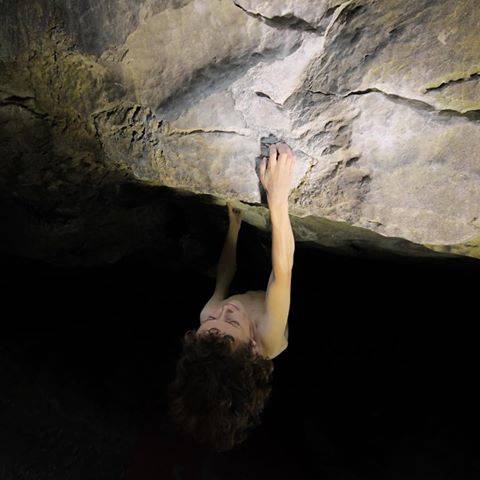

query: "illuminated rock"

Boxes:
[0, 0, 479, 264]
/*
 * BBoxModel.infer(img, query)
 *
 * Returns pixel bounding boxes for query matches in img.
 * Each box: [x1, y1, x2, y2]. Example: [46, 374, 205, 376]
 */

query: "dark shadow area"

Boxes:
[1, 220, 479, 480]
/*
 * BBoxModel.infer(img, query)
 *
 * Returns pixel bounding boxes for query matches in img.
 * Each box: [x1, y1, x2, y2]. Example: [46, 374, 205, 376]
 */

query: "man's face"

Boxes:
[195, 301, 258, 352]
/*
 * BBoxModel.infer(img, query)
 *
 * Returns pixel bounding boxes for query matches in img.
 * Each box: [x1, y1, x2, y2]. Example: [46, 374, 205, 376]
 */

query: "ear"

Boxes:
[250, 338, 259, 355]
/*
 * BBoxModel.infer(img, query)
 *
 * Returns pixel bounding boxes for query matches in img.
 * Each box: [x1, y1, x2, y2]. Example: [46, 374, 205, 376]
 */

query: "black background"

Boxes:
[1, 220, 479, 480]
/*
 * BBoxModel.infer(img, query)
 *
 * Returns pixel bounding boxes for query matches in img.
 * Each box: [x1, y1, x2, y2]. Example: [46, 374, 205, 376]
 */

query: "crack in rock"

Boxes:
[423, 71, 480, 93]
[307, 86, 480, 121]
[0, 96, 48, 120]
[165, 128, 249, 137]
[233, 0, 364, 37]
[232, 1, 321, 32]
[254, 90, 285, 108]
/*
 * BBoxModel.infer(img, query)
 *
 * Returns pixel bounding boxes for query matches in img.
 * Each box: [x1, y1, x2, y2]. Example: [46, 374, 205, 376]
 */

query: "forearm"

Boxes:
[268, 199, 295, 275]
[216, 225, 239, 285]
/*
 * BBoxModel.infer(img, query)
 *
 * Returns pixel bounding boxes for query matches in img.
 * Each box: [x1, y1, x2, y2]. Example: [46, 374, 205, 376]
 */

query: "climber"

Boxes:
[167, 142, 296, 452]
[196, 142, 295, 357]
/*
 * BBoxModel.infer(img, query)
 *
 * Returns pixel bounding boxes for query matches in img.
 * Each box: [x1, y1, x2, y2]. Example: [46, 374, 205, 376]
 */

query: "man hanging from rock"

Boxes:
[167, 142, 296, 452]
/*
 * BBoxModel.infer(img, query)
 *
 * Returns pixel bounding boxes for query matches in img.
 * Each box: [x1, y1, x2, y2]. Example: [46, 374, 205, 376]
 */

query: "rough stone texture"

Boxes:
[1, 0, 480, 265]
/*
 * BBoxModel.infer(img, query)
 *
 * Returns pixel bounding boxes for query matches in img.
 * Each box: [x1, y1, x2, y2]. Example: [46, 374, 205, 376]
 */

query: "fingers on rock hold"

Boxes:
[260, 157, 267, 179]
[269, 144, 278, 162]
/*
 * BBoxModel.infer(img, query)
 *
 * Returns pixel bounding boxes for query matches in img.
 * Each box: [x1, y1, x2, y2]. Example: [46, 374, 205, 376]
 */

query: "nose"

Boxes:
[223, 305, 234, 314]
[217, 304, 236, 317]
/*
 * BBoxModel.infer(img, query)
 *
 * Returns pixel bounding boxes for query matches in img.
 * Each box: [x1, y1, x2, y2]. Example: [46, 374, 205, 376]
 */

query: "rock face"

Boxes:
[1, 0, 479, 265]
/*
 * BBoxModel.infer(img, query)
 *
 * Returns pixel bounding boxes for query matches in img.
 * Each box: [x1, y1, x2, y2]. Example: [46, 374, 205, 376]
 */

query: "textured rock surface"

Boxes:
[1, 0, 479, 265]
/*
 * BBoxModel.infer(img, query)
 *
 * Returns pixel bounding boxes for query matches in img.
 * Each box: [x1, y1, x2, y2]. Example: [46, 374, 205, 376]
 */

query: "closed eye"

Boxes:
[207, 317, 240, 327]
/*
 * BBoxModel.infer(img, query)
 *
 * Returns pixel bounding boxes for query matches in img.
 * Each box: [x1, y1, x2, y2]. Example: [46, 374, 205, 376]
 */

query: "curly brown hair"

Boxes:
[166, 328, 274, 452]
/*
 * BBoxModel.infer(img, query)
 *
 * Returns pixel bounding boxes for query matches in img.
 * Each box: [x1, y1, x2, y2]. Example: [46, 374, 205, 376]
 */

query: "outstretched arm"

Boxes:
[213, 221, 239, 299]
[257, 143, 295, 357]
[200, 203, 242, 320]
[260, 201, 294, 355]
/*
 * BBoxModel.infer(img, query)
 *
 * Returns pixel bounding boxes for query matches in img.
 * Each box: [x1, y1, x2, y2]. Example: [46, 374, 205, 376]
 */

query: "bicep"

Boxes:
[257, 269, 291, 357]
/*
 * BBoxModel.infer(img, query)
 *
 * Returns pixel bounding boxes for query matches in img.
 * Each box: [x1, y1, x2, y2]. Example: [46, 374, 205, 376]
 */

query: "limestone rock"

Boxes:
[1, 0, 479, 264]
